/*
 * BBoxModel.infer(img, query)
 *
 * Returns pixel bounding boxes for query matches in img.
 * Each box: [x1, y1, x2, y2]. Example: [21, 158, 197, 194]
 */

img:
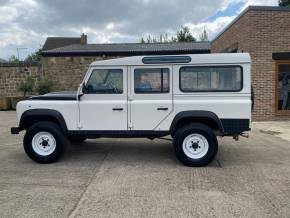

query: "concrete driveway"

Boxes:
[1, 111, 290, 218]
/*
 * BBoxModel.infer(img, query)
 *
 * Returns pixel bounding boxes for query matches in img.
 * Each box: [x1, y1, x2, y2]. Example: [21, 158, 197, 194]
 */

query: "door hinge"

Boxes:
[128, 122, 133, 129]
[77, 122, 82, 129]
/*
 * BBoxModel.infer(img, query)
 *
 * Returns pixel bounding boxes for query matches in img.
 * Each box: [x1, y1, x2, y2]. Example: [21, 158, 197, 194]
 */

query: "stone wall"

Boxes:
[212, 9, 290, 121]
[0, 63, 42, 97]
[41, 56, 121, 91]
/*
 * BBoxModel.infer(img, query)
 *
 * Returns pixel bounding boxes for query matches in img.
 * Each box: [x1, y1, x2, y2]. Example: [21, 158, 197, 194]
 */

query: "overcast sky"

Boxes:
[0, 0, 278, 60]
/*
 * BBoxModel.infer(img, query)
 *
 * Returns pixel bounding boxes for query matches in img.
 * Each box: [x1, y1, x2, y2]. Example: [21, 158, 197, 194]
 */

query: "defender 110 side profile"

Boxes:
[11, 53, 251, 167]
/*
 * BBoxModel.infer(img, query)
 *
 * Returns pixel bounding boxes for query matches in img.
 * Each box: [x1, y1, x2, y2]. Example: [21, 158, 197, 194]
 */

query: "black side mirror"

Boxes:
[78, 83, 86, 100]
[82, 83, 86, 93]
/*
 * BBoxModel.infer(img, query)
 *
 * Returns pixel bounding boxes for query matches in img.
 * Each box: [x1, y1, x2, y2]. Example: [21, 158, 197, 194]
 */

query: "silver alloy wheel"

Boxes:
[182, 133, 209, 159]
[31, 131, 56, 156]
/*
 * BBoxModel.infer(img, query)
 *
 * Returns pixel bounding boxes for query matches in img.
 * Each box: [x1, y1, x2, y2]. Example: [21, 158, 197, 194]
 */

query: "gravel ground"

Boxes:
[1, 111, 290, 218]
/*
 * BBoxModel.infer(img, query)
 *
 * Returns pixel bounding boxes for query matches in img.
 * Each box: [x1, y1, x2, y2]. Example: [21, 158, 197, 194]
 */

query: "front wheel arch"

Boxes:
[19, 109, 68, 133]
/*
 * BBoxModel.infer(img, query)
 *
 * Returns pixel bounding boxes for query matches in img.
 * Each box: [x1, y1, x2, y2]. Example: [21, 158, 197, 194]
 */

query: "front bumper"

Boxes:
[11, 127, 20, 135]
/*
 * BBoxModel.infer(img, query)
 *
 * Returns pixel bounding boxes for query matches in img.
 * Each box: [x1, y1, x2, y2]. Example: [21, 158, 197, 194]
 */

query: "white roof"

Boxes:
[90, 53, 251, 66]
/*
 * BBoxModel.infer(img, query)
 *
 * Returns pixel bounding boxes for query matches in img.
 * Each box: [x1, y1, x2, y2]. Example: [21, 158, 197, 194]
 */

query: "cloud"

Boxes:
[185, 0, 278, 40]
[186, 16, 236, 40]
[0, 0, 278, 59]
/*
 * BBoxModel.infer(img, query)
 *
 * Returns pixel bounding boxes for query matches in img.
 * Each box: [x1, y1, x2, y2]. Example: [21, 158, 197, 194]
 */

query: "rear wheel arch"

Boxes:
[19, 109, 68, 133]
[170, 111, 224, 135]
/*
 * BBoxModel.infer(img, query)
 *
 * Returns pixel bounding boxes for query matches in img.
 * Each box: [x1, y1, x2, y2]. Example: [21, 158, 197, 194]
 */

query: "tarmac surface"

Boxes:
[1, 111, 290, 218]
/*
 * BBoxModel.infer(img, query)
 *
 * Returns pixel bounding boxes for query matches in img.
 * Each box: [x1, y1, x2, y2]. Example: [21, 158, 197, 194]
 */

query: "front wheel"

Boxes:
[23, 121, 66, 163]
[173, 123, 218, 167]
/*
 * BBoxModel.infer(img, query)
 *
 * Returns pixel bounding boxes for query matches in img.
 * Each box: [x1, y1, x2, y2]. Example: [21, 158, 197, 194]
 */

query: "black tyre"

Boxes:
[68, 136, 86, 144]
[173, 123, 218, 167]
[23, 121, 66, 163]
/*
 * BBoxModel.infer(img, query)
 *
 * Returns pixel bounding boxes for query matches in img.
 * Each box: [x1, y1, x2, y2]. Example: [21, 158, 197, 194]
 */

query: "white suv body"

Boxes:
[12, 53, 251, 166]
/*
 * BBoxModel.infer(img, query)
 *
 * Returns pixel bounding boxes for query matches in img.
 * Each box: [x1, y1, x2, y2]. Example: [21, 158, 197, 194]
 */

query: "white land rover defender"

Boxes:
[11, 54, 251, 167]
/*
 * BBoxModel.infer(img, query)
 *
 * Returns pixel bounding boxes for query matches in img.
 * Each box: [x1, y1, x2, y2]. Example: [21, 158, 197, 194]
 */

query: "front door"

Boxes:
[79, 66, 127, 130]
[129, 66, 173, 130]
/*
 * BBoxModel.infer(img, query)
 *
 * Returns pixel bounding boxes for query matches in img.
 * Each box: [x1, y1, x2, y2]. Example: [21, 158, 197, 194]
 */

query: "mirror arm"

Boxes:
[77, 83, 86, 101]
[77, 93, 84, 101]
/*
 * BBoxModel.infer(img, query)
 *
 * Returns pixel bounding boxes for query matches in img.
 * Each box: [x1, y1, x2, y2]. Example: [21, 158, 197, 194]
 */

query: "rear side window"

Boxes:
[180, 66, 242, 92]
[134, 68, 169, 93]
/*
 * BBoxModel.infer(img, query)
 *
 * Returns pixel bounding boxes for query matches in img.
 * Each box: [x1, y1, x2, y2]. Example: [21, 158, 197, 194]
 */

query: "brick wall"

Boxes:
[212, 9, 290, 121]
[42, 56, 121, 91]
[0, 64, 42, 97]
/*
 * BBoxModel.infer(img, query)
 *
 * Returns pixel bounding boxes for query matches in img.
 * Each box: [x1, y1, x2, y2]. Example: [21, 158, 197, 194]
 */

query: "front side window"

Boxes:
[134, 68, 169, 93]
[277, 64, 290, 111]
[85, 69, 123, 94]
[180, 66, 242, 92]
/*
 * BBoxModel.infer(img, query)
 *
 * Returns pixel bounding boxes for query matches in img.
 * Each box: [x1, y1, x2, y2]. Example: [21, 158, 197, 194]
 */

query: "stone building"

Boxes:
[41, 42, 210, 91]
[212, 6, 290, 121]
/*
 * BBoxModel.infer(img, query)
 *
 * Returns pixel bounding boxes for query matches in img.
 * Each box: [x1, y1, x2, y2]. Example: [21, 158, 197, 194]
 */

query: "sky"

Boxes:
[0, 0, 278, 60]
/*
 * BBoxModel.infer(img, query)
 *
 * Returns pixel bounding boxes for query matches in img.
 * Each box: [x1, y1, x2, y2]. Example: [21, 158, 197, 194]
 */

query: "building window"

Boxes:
[134, 68, 169, 93]
[85, 69, 123, 94]
[277, 63, 290, 112]
[179, 66, 242, 92]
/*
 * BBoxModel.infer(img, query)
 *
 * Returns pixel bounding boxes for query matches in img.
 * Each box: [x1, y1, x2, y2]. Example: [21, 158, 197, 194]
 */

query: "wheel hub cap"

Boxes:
[32, 131, 56, 156]
[182, 133, 209, 159]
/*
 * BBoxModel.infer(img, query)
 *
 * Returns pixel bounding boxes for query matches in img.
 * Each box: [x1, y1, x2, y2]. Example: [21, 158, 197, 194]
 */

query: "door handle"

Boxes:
[157, 107, 168, 111]
[112, 108, 123, 111]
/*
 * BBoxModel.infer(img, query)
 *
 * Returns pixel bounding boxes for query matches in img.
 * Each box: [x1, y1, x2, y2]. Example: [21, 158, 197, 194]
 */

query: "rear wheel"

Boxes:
[23, 121, 66, 163]
[173, 123, 218, 167]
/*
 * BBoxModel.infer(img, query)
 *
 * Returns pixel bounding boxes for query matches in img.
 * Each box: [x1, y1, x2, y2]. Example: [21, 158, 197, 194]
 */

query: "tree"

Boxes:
[176, 26, 196, 42]
[140, 26, 196, 43]
[140, 33, 175, 43]
[279, 0, 290, 6]
[17, 76, 34, 96]
[199, 27, 209, 42]
[35, 78, 54, 95]
[25, 49, 42, 63]
[8, 55, 20, 63]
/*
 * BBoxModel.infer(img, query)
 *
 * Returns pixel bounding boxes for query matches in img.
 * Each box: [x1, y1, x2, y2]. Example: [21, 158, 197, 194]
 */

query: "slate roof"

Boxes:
[42, 37, 82, 51]
[42, 42, 210, 57]
[0, 58, 7, 63]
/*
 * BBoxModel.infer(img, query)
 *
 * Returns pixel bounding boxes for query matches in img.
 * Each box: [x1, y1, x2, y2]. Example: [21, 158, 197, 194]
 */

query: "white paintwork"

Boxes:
[182, 133, 209, 159]
[16, 100, 79, 130]
[90, 53, 250, 67]
[79, 66, 128, 130]
[32, 131, 56, 156]
[128, 65, 173, 130]
[16, 53, 251, 132]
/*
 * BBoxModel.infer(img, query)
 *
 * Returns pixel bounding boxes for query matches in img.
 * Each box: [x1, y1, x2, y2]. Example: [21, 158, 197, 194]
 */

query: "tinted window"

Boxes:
[85, 69, 123, 94]
[134, 68, 169, 93]
[180, 66, 242, 92]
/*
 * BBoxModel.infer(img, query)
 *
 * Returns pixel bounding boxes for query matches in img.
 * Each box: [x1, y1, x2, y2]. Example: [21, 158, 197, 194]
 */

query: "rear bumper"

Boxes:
[11, 127, 20, 135]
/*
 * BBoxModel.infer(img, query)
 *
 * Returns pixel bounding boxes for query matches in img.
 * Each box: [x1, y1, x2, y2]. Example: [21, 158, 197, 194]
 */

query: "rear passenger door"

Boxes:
[129, 66, 173, 130]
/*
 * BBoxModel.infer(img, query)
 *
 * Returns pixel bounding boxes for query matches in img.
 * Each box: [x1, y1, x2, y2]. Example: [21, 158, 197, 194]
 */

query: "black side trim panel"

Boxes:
[170, 111, 224, 133]
[19, 109, 68, 132]
[68, 130, 170, 138]
[142, 56, 191, 64]
[220, 119, 250, 134]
